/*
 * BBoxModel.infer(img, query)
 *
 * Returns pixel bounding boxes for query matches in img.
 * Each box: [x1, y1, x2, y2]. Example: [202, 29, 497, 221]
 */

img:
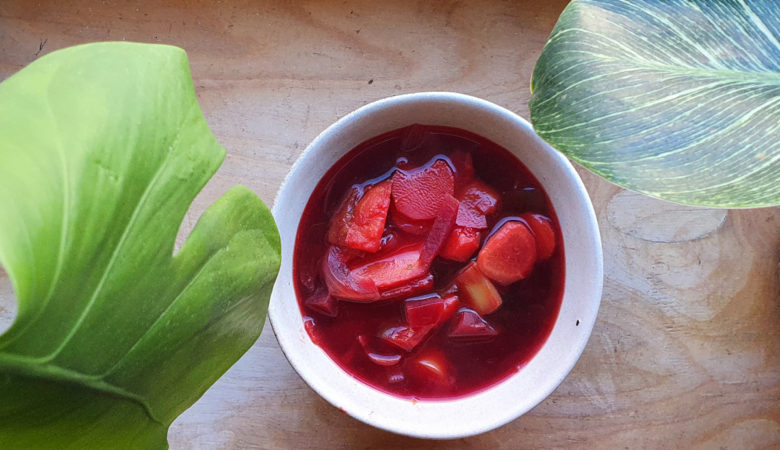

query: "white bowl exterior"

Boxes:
[270, 92, 603, 439]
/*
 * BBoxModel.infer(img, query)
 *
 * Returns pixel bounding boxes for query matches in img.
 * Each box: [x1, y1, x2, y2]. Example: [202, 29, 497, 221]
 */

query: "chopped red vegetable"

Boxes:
[380, 324, 434, 352]
[351, 242, 428, 290]
[322, 246, 380, 301]
[448, 309, 498, 341]
[405, 294, 445, 327]
[477, 220, 537, 285]
[379, 273, 434, 300]
[520, 213, 556, 260]
[391, 159, 455, 221]
[455, 180, 500, 229]
[439, 226, 481, 262]
[420, 194, 459, 266]
[328, 180, 392, 252]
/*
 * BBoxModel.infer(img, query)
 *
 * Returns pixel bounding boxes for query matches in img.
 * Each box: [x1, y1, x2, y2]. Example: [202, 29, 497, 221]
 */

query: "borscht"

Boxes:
[293, 124, 564, 399]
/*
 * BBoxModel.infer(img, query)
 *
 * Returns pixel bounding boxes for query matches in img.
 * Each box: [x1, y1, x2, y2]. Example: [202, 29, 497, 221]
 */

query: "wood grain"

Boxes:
[1, 1, 778, 448]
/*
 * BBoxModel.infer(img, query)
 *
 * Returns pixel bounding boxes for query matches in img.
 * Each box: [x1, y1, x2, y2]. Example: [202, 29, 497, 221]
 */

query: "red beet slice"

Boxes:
[454, 261, 502, 315]
[448, 309, 498, 341]
[379, 273, 434, 300]
[405, 294, 445, 327]
[477, 220, 537, 285]
[420, 194, 459, 265]
[520, 213, 556, 260]
[391, 159, 455, 221]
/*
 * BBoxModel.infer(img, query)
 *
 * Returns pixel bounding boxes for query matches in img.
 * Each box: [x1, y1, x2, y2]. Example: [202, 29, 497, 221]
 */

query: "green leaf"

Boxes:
[530, 0, 780, 208]
[0, 42, 280, 448]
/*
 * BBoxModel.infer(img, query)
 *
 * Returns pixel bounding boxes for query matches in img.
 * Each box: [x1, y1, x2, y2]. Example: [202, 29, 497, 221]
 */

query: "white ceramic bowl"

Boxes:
[269, 92, 602, 439]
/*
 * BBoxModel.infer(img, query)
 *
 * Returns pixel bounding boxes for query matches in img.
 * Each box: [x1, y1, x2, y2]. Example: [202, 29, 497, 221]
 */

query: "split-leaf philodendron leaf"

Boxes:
[0, 42, 281, 448]
[530, 0, 780, 208]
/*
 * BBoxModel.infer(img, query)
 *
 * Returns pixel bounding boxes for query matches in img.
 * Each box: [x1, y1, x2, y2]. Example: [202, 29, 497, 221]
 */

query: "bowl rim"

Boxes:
[269, 91, 603, 439]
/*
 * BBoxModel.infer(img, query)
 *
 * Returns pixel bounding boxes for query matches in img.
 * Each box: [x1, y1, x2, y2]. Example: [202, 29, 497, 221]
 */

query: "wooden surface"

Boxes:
[1, 1, 778, 448]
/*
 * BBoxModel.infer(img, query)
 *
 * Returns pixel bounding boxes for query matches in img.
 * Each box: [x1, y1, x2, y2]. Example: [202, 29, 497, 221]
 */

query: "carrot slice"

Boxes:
[520, 213, 556, 260]
[477, 220, 537, 285]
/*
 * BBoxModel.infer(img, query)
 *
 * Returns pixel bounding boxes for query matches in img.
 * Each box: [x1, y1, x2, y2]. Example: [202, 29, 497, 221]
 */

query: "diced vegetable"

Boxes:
[448, 309, 498, 341]
[392, 159, 455, 220]
[405, 294, 445, 327]
[455, 180, 500, 229]
[327, 186, 359, 246]
[389, 202, 433, 235]
[322, 246, 380, 301]
[520, 213, 556, 260]
[379, 273, 434, 300]
[477, 220, 537, 285]
[357, 335, 403, 366]
[405, 293, 461, 328]
[439, 226, 481, 262]
[379, 324, 434, 352]
[455, 261, 502, 315]
[351, 243, 428, 290]
[305, 288, 338, 317]
[328, 180, 391, 252]
[420, 194, 460, 265]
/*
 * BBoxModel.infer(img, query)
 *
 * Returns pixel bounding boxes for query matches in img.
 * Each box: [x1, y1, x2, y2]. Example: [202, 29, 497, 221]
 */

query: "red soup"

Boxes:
[294, 124, 564, 399]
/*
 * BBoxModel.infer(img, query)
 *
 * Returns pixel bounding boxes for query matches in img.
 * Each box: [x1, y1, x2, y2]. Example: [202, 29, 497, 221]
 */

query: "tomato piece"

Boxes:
[379, 273, 434, 300]
[439, 226, 481, 262]
[328, 180, 391, 252]
[357, 335, 403, 366]
[520, 213, 556, 260]
[448, 309, 498, 341]
[455, 261, 502, 315]
[420, 194, 459, 266]
[321, 246, 380, 301]
[405, 294, 445, 327]
[406, 348, 453, 387]
[379, 324, 433, 352]
[477, 220, 537, 285]
[455, 180, 500, 229]
[391, 159, 455, 221]
[304, 287, 338, 318]
[449, 150, 474, 185]
[350, 242, 428, 290]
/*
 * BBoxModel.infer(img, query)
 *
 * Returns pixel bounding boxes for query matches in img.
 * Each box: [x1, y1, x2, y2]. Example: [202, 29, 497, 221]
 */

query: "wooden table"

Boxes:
[1, 1, 778, 448]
